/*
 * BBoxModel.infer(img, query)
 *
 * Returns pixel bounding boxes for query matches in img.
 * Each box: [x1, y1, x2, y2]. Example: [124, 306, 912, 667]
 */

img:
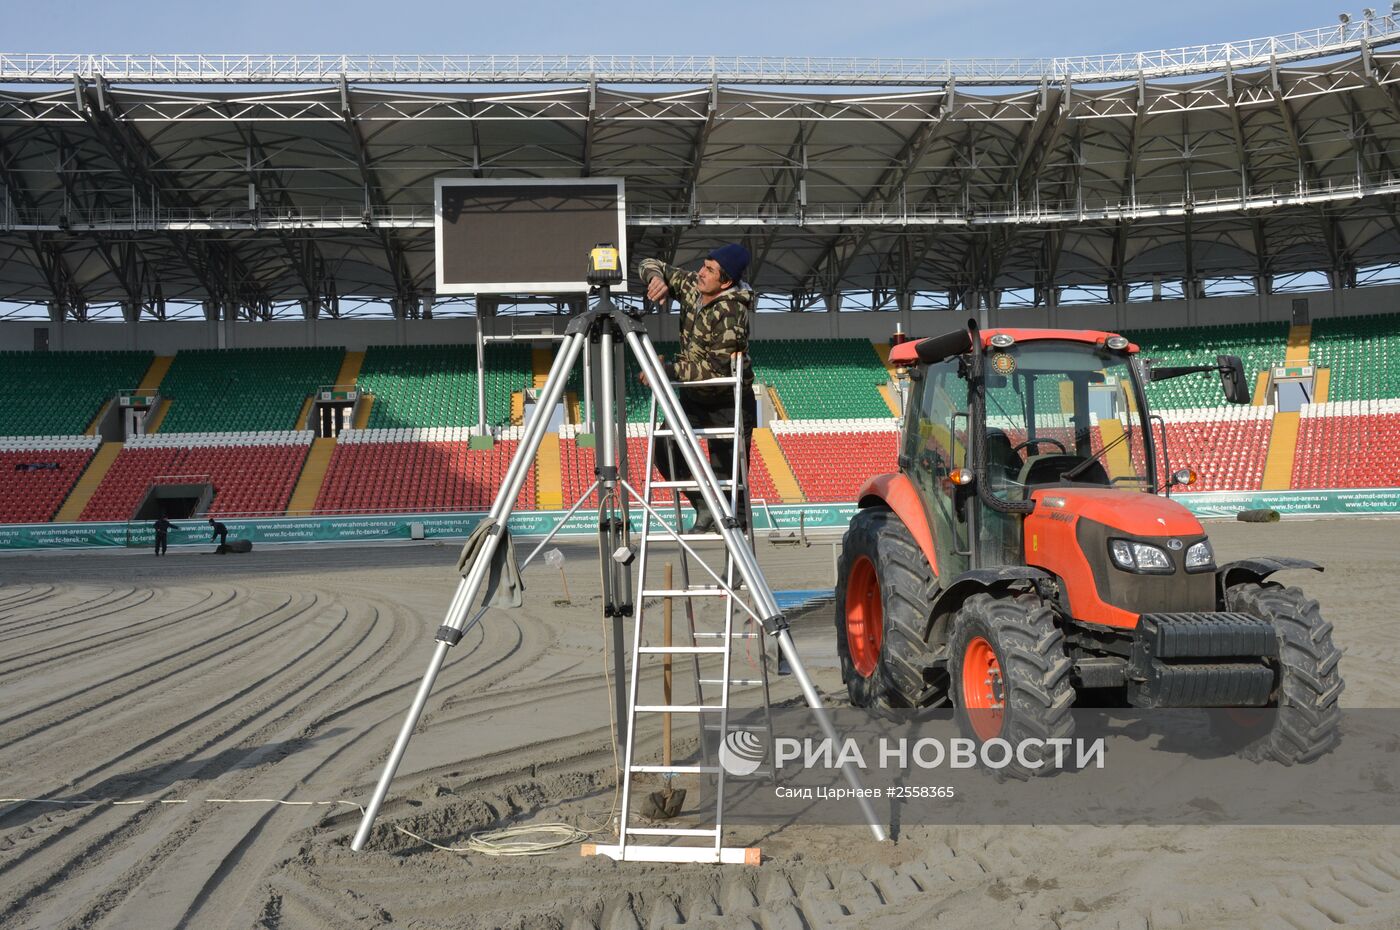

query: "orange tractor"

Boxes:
[836, 321, 1342, 766]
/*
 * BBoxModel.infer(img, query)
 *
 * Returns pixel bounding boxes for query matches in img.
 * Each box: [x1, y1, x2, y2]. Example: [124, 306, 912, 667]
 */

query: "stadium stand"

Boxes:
[313, 427, 535, 513]
[552, 424, 785, 510]
[1125, 323, 1288, 409]
[1155, 406, 1274, 492]
[79, 431, 313, 521]
[155, 348, 344, 433]
[358, 344, 533, 429]
[1292, 400, 1400, 489]
[1306, 313, 1400, 402]
[771, 419, 900, 503]
[0, 350, 152, 436]
[751, 339, 891, 420]
[0, 436, 100, 523]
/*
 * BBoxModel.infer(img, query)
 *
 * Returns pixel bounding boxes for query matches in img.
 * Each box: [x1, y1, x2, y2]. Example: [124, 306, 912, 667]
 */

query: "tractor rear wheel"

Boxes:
[835, 507, 936, 708]
[947, 592, 1074, 778]
[1219, 581, 1343, 764]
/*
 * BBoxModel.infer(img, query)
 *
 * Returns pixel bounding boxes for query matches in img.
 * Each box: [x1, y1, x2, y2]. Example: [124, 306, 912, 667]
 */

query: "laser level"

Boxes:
[587, 243, 623, 286]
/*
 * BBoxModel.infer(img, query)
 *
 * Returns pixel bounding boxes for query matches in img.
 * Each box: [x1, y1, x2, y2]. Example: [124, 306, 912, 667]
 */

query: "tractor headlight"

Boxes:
[1109, 539, 1175, 574]
[1184, 539, 1215, 572]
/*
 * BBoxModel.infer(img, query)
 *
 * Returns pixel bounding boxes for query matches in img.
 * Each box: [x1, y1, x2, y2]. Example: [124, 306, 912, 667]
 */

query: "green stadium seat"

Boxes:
[157, 347, 344, 433]
[751, 339, 890, 420]
[0, 350, 152, 436]
[1308, 313, 1400, 402]
[358, 344, 533, 429]
[1123, 322, 1287, 410]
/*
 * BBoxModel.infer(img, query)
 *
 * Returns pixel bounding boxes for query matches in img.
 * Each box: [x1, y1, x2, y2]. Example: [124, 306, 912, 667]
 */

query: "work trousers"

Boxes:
[654, 387, 757, 492]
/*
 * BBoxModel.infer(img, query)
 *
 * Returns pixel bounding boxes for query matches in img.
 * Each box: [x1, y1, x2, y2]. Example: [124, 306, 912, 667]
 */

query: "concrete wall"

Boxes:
[3, 284, 1398, 353]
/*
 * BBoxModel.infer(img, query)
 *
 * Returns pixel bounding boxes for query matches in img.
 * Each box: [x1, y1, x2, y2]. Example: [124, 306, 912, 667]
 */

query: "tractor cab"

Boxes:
[888, 322, 1249, 580]
[898, 328, 1154, 578]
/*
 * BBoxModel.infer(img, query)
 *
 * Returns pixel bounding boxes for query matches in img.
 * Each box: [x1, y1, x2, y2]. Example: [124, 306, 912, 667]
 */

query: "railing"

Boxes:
[3, 19, 1400, 86]
[7, 173, 1400, 233]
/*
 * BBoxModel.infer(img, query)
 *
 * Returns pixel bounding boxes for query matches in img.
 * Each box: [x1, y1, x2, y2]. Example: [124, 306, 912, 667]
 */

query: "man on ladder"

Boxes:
[638, 243, 756, 535]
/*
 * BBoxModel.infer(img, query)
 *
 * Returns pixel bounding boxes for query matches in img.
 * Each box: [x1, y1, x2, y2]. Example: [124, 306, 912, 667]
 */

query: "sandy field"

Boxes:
[1, 517, 1398, 930]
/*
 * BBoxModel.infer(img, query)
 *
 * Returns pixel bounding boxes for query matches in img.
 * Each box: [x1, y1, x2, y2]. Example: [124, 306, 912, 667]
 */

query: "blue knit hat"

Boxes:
[707, 243, 750, 285]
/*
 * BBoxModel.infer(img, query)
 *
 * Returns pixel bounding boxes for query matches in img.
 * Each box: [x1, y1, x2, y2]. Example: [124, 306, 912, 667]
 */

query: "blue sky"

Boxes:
[1, 1, 1358, 58]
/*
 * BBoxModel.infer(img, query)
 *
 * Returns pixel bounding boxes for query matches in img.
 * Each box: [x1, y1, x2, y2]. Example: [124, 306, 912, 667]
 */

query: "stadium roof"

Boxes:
[6, 16, 1400, 320]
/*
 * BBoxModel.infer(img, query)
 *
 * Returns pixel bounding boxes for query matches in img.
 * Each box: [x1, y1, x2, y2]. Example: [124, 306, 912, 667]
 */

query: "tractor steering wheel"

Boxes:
[1011, 437, 1068, 455]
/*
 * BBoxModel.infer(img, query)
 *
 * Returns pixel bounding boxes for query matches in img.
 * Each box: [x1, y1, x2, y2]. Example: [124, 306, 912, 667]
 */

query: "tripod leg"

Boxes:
[350, 328, 589, 852]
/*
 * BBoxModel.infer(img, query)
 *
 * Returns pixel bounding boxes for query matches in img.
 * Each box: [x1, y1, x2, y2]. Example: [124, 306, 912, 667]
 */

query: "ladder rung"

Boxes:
[672, 376, 741, 387]
[700, 678, 765, 686]
[635, 705, 726, 714]
[629, 765, 722, 774]
[652, 479, 736, 489]
[652, 429, 738, 439]
[638, 646, 727, 655]
[694, 631, 760, 639]
[641, 588, 735, 598]
[624, 826, 722, 837]
[676, 532, 725, 541]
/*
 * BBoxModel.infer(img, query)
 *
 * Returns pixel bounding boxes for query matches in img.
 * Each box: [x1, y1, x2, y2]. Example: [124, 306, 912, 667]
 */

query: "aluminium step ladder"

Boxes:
[590, 358, 778, 864]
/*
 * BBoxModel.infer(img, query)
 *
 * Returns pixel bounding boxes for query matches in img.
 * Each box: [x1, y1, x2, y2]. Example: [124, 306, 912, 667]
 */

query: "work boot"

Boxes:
[684, 491, 718, 535]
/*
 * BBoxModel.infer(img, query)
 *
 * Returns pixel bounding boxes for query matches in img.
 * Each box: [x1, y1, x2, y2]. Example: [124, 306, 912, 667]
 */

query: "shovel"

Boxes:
[643, 563, 686, 820]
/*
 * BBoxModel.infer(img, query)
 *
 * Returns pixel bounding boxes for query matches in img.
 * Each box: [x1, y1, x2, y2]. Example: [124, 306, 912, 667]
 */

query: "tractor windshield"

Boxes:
[981, 340, 1154, 499]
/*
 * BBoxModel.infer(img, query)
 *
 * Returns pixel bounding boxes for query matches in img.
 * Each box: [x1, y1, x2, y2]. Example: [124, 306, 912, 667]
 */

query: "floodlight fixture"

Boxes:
[1363, 7, 1376, 18]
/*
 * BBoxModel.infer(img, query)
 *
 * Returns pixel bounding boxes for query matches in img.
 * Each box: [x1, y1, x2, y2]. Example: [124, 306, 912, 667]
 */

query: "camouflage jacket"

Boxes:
[638, 258, 754, 398]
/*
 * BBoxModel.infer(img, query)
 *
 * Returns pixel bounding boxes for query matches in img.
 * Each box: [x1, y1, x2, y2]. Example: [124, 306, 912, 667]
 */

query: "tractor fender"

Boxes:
[1216, 556, 1323, 603]
[857, 472, 939, 579]
[924, 566, 1054, 646]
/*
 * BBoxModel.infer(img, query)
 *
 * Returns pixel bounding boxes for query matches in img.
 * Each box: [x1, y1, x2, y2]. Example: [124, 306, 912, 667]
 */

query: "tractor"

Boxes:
[835, 320, 1343, 768]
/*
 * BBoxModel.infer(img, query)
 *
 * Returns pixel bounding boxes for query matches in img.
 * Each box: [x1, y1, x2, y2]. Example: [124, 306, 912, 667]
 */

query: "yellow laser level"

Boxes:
[587, 242, 622, 286]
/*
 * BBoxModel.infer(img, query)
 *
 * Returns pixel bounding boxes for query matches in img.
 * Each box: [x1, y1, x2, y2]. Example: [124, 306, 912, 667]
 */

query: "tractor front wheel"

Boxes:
[1218, 581, 1343, 764]
[947, 592, 1074, 777]
[835, 507, 935, 708]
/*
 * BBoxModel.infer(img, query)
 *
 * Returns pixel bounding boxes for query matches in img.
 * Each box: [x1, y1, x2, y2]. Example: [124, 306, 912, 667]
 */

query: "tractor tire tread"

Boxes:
[835, 507, 938, 709]
[947, 592, 1075, 776]
[1224, 581, 1344, 765]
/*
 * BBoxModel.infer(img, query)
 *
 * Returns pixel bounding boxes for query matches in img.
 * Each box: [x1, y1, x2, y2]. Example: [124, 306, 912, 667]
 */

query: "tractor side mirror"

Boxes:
[1217, 355, 1250, 405]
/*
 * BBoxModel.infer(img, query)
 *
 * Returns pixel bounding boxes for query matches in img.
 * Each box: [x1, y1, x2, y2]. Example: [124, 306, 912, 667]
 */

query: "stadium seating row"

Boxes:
[0, 447, 95, 523]
[2, 319, 1399, 445]
[79, 442, 311, 521]
[1292, 400, 1400, 490]
[157, 347, 343, 433]
[0, 350, 152, 436]
[1125, 322, 1288, 410]
[358, 344, 533, 429]
[313, 439, 534, 513]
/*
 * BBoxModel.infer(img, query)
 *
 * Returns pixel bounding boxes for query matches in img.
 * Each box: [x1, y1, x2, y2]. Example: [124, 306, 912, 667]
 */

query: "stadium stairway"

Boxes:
[532, 347, 552, 388]
[84, 401, 113, 436]
[295, 396, 315, 430]
[287, 437, 337, 513]
[1262, 412, 1302, 491]
[1286, 324, 1312, 362]
[752, 428, 804, 502]
[1093, 418, 1135, 478]
[353, 396, 374, 428]
[145, 399, 171, 433]
[336, 350, 365, 386]
[871, 343, 902, 416]
[131, 355, 175, 434]
[535, 433, 564, 509]
[54, 442, 124, 522]
[139, 355, 174, 392]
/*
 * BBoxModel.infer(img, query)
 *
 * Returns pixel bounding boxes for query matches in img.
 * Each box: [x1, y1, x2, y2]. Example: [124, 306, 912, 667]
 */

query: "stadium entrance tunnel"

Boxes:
[133, 482, 214, 520]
